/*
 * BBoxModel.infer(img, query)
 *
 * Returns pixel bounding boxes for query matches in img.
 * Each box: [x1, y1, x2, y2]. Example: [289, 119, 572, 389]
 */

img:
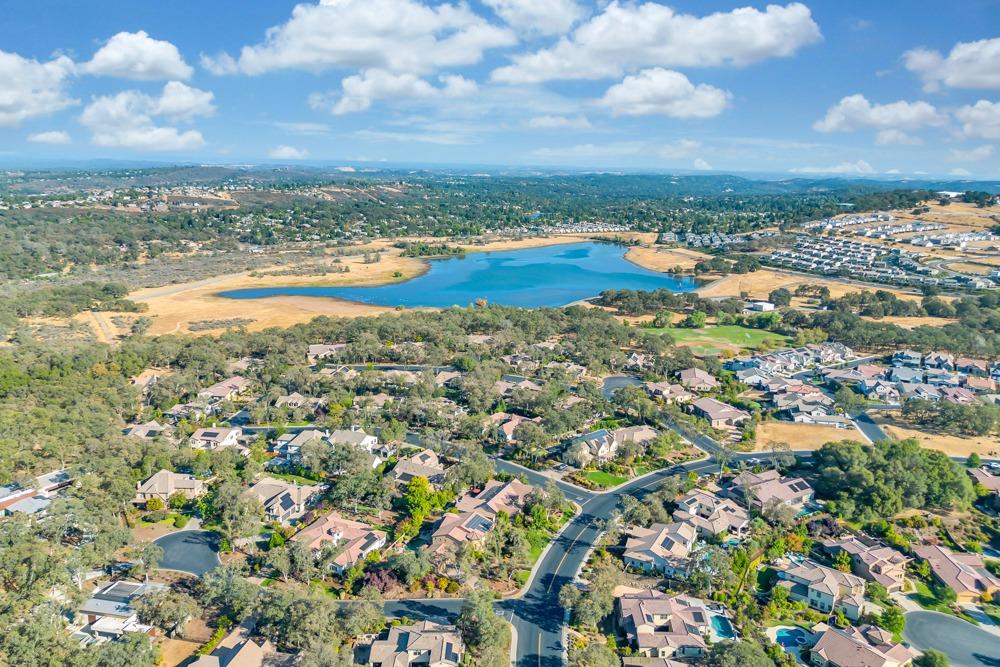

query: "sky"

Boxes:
[1, 0, 999, 178]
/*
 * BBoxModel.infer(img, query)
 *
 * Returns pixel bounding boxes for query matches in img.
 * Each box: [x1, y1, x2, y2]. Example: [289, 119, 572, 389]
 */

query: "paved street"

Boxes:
[904, 611, 1000, 667]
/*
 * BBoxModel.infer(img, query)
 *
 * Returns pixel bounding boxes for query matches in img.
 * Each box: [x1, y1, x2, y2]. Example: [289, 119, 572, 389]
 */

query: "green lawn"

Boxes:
[646, 325, 791, 352]
[908, 580, 978, 624]
[267, 471, 322, 485]
[582, 470, 628, 488]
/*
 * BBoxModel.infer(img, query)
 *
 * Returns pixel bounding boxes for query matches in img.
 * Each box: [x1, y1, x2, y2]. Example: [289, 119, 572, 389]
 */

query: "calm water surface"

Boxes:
[218, 242, 700, 308]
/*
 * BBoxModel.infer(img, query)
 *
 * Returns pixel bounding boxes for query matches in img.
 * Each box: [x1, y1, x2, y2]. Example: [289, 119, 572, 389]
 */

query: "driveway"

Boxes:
[904, 610, 1000, 667]
[153, 529, 221, 576]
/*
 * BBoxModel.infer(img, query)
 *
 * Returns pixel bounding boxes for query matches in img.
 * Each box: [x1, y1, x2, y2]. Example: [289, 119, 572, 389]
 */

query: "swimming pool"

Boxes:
[776, 627, 809, 648]
[711, 615, 737, 639]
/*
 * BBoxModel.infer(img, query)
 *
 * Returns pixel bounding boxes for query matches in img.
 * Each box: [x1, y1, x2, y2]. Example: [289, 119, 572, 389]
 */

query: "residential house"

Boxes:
[613, 425, 660, 448]
[392, 448, 448, 488]
[430, 479, 534, 557]
[75, 581, 166, 642]
[808, 623, 916, 667]
[774, 559, 867, 620]
[189, 622, 294, 667]
[729, 469, 814, 513]
[965, 375, 997, 393]
[274, 392, 327, 413]
[135, 470, 205, 506]
[293, 511, 386, 574]
[353, 392, 394, 410]
[890, 350, 922, 368]
[163, 401, 214, 424]
[678, 368, 720, 392]
[672, 490, 750, 540]
[247, 477, 319, 525]
[617, 591, 720, 659]
[645, 382, 695, 404]
[306, 343, 346, 364]
[198, 376, 252, 402]
[691, 398, 750, 429]
[898, 382, 941, 402]
[889, 367, 923, 384]
[190, 426, 242, 451]
[485, 413, 542, 443]
[923, 352, 955, 370]
[493, 377, 543, 396]
[0, 469, 71, 517]
[122, 420, 170, 440]
[570, 429, 620, 462]
[328, 427, 387, 466]
[746, 301, 775, 312]
[924, 369, 962, 388]
[821, 537, 910, 593]
[368, 621, 464, 667]
[622, 521, 697, 576]
[270, 428, 328, 467]
[913, 544, 1000, 603]
[956, 357, 990, 377]
[860, 379, 900, 405]
[970, 467, 1000, 509]
[940, 386, 977, 404]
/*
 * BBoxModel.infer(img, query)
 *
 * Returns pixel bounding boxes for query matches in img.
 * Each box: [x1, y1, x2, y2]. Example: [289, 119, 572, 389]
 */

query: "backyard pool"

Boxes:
[776, 627, 810, 648]
[711, 615, 737, 639]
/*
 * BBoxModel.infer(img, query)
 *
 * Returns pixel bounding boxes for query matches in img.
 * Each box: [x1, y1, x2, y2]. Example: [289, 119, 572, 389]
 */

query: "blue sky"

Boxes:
[1, 0, 998, 177]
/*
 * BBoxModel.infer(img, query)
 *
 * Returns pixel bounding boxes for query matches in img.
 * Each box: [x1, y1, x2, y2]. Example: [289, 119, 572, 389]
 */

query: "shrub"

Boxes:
[145, 497, 165, 511]
[173, 514, 189, 529]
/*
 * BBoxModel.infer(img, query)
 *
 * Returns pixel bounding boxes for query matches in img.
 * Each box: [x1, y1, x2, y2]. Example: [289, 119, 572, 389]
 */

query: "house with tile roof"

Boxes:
[821, 537, 910, 593]
[247, 477, 319, 525]
[617, 591, 723, 660]
[913, 544, 1000, 603]
[774, 559, 867, 621]
[430, 479, 534, 558]
[808, 622, 916, 667]
[135, 470, 205, 506]
[293, 511, 386, 574]
[368, 621, 464, 667]
[678, 368, 720, 392]
[623, 522, 698, 576]
[729, 469, 814, 513]
[672, 490, 750, 540]
[392, 448, 448, 488]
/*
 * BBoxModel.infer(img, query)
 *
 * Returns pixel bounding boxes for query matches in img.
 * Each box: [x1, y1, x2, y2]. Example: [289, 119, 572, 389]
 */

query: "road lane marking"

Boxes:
[546, 526, 588, 593]
[537, 634, 542, 667]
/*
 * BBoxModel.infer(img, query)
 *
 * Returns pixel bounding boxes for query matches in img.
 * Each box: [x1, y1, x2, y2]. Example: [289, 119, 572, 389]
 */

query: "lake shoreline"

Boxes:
[214, 241, 701, 309]
[129, 233, 680, 335]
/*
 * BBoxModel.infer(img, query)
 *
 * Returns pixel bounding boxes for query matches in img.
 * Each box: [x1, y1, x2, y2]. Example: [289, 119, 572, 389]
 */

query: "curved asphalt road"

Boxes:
[905, 611, 1000, 667]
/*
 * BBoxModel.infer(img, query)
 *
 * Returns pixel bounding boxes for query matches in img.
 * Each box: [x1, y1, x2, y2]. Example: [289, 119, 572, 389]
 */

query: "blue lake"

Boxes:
[218, 242, 701, 308]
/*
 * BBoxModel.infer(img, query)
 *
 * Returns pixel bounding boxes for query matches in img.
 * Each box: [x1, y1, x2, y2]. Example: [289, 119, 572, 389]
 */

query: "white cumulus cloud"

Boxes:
[202, 0, 514, 76]
[482, 0, 584, 36]
[80, 81, 214, 151]
[813, 94, 945, 143]
[27, 130, 71, 144]
[313, 69, 477, 115]
[527, 115, 592, 130]
[83, 31, 192, 80]
[492, 1, 821, 83]
[790, 160, 875, 175]
[949, 167, 972, 177]
[904, 38, 1000, 91]
[693, 157, 713, 170]
[0, 50, 76, 126]
[269, 145, 309, 159]
[955, 100, 1000, 140]
[598, 68, 730, 118]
